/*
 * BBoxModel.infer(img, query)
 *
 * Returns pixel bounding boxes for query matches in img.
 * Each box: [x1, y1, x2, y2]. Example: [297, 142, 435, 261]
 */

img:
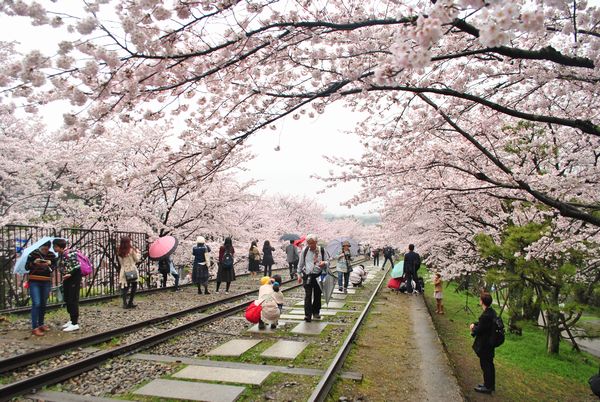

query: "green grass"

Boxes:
[424, 277, 600, 401]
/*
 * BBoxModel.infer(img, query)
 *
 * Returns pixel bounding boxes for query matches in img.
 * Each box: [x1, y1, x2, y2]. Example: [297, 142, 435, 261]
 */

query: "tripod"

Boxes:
[456, 274, 475, 316]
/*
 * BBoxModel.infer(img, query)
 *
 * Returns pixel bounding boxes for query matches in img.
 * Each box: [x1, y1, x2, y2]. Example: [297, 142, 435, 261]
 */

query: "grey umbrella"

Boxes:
[318, 269, 337, 306]
[279, 233, 301, 241]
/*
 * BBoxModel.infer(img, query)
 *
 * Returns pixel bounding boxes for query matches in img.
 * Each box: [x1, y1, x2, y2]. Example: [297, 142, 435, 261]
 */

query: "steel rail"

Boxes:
[0, 267, 289, 315]
[1, 256, 369, 401]
[0, 277, 295, 374]
[0, 283, 303, 401]
[307, 265, 388, 402]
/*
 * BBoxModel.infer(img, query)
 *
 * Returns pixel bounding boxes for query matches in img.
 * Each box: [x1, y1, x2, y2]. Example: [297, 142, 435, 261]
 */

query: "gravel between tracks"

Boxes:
[7, 268, 379, 401]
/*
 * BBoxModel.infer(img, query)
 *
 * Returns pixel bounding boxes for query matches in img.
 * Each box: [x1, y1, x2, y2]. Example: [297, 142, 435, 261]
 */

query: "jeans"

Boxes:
[373, 255, 379, 266]
[30, 281, 51, 329]
[382, 256, 393, 269]
[263, 264, 273, 277]
[337, 271, 350, 290]
[303, 274, 322, 318]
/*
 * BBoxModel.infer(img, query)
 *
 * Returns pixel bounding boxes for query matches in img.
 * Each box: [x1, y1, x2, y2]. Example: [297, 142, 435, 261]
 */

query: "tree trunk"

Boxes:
[546, 288, 561, 354]
[522, 285, 541, 321]
[507, 280, 524, 334]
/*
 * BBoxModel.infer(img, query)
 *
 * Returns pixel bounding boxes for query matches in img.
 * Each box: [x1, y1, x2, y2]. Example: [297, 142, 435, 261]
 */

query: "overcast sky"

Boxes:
[235, 104, 379, 216]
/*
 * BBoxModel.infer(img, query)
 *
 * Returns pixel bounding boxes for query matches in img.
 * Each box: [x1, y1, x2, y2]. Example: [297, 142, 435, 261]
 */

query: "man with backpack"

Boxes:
[52, 239, 82, 332]
[381, 245, 394, 270]
[158, 255, 180, 291]
[470, 292, 498, 394]
[297, 234, 329, 322]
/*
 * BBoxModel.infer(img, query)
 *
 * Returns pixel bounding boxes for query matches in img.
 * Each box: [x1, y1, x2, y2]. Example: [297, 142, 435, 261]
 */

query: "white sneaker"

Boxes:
[225, 291, 229, 295]
[62, 321, 72, 329]
[63, 324, 80, 332]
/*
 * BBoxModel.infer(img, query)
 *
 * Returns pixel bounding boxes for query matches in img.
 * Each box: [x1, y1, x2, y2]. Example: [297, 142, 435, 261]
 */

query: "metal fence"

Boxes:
[0, 224, 150, 310]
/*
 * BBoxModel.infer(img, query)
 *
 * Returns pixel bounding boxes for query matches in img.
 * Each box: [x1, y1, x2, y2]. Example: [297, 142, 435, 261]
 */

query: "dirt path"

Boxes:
[332, 286, 463, 401]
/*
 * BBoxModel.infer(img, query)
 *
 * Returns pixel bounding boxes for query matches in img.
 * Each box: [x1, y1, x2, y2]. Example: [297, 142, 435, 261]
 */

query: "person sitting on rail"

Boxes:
[257, 276, 281, 330]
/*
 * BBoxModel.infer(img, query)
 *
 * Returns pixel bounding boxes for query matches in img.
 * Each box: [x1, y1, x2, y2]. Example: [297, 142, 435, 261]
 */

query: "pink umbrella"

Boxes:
[148, 236, 178, 260]
[293, 235, 306, 247]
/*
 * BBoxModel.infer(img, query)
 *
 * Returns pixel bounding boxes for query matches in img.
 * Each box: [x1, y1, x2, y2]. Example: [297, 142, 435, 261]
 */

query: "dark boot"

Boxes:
[121, 288, 128, 309]
[127, 282, 137, 308]
[204, 286, 210, 294]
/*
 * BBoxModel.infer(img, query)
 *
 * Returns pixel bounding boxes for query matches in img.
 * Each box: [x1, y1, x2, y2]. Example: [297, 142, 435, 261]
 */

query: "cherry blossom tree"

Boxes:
[1, 0, 598, 227]
[1, 2, 598, 329]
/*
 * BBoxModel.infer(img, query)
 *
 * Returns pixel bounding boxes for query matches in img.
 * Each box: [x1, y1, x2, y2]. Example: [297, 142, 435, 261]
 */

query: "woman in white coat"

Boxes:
[117, 237, 141, 309]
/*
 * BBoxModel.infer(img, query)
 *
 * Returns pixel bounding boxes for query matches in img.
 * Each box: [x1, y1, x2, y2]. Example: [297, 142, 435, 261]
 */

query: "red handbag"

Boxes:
[245, 300, 263, 323]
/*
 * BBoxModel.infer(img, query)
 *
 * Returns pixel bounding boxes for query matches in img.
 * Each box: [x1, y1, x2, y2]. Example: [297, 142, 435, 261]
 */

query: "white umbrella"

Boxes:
[325, 237, 359, 258]
[13, 236, 64, 275]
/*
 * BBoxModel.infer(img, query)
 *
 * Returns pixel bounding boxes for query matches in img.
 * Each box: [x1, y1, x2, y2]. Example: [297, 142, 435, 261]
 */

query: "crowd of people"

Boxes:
[19, 232, 503, 396]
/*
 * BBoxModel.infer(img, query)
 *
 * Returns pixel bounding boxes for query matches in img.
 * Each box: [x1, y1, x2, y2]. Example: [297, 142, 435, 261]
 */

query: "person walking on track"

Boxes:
[117, 237, 141, 309]
[192, 236, 211, 294]
[216, 237, 236, 294]
[297, 234, 329, 322]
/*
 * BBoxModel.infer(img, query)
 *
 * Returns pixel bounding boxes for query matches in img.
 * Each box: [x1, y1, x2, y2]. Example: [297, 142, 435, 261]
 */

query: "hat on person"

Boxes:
[260, 276, 271, 285]
[342, 241, 351, 247]
[306, 233, 317, 242]
[196, 236, 205, 244]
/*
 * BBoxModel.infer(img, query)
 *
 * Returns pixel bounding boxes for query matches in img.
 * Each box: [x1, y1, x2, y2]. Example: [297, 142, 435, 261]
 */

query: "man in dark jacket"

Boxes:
[381, 246, 394, 270]
[403, 244, 422, 293]
[470, 292, 497, 394]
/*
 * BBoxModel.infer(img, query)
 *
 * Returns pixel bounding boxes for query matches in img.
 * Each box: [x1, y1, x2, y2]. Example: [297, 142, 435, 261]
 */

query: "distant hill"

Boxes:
[324, 213, 380, 225]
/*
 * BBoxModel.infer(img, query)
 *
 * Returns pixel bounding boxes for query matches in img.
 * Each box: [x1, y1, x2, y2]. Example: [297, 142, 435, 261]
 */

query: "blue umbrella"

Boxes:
[391, 261, 404, 279]
[13, 236, 64, 275]
[279, 233, 300, 241]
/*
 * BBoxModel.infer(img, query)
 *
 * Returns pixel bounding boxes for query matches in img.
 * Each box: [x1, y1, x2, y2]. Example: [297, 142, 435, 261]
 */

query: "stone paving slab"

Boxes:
[247, 321, 289, 333]
[291, 321, 328, 335]
[174, 365, 271, 385]
[331, 293, 347, 299]
[134, 379, 245, 402]
[260, 340, 309, 359]
[322, 301, 346, 309]
[207, 339, 262, 357]
[279, 313, 305, 320]
[26, 391, 120, 401]
[130, 353, 362, 379]
[294, 300, 346, 309]
[333, 288, 356, 294]
[289, 308, 336, 316]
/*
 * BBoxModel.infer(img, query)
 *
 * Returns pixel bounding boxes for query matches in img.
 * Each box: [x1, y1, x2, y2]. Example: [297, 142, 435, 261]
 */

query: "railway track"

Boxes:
[1, 258, 382, 402]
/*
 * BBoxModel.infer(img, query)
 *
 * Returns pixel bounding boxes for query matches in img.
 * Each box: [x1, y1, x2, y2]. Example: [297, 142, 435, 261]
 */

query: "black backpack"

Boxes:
[492, 315, 505, 348]
[589, 367, 600, 398]
[222, 249, 234, 269]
